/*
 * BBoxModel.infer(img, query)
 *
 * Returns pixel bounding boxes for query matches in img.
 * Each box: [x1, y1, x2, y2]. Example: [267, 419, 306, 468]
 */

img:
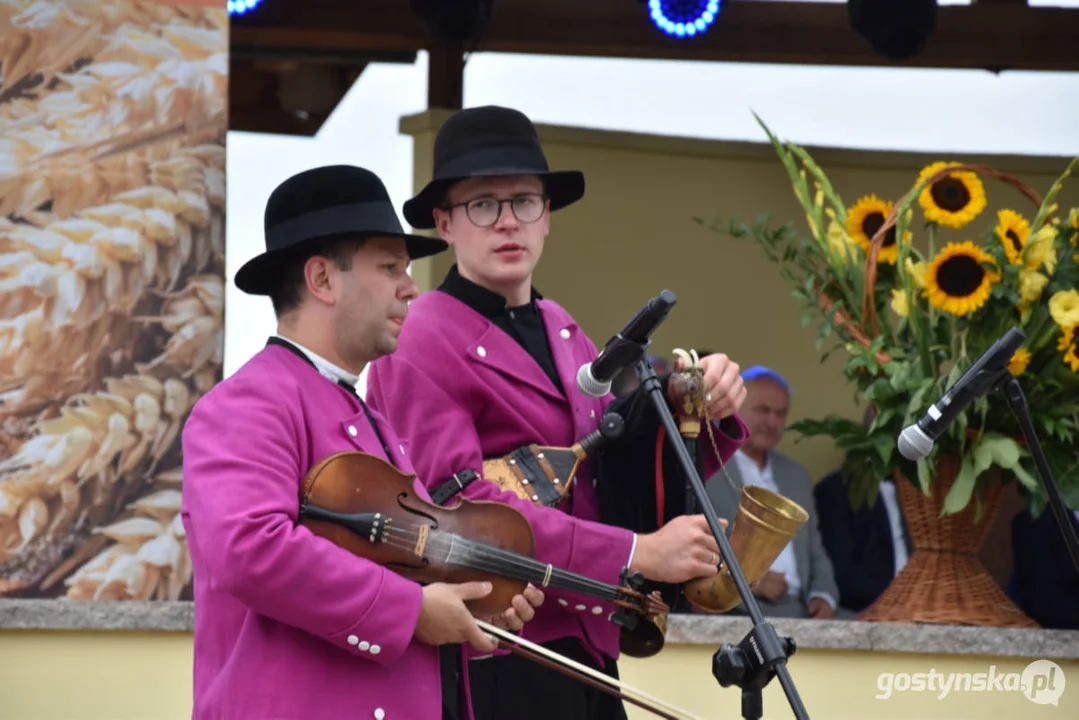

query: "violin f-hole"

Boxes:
[396, 491, 439, 528]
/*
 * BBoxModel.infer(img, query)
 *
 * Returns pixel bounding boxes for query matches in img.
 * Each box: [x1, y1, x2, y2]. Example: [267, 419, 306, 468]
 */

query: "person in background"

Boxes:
[814, 405, 912, 616]
[1011, 505, 1079, 630]
[704, 365, 839, 619]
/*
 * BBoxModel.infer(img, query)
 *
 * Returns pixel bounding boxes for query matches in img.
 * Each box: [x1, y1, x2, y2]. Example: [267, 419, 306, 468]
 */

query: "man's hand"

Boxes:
[674, 352, 746, 420]
[484, 583, 545, 632]
[630, 514, 728, 584]
[414, 581, 499, 652]
[808, 597, 836, 619]
[752, 571, 788, 603]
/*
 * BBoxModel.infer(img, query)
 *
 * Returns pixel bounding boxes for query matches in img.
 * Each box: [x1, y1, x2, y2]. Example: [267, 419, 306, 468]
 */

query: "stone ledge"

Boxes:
[0, 599, 192, 632]
[3, 600, 1078, 660]
[665, 614, 1079, 661]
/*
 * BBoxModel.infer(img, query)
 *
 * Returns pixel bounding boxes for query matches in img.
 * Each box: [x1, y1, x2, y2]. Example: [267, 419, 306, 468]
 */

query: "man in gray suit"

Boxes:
[704, 366, 839, 619]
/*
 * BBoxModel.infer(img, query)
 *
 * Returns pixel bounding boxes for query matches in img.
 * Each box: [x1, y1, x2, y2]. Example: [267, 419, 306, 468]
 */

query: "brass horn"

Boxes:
[683, 485, 808, 613]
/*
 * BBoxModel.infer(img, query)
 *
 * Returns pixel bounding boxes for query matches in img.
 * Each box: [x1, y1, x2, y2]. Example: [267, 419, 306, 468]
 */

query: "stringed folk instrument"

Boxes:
[296, 450, 666, 629]
[477, 411, 625, 507]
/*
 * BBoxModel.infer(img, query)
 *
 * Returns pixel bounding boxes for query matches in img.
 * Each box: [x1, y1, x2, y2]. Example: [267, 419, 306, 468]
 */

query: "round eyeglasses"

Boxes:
[447, 192, 548, 228]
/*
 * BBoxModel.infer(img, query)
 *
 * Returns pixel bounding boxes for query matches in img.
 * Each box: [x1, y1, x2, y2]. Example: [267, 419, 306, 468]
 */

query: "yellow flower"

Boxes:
[994, 209, 1030, 265]
[890, 289, 910, 318]
[1049, 290, 1079, 330]
[923, 241, 1000, 317]
[1070, 209, 1078, 257]
[1057, 324, 1079, 373]
[915, 161, 987, 230]
[905, 258, 927, 289]
[1025, 224, 1058, 275]
[1007, 348, 1031, 376]
[825, 219, 853, 265]
[1017, 269, 1049, 306]
[846, 195, 909, 264]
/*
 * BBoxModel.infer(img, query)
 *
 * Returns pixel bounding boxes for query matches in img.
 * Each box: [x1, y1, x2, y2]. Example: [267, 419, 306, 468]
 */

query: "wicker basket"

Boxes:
[857, 457, 1038, 627]
[835, 164, 1043, 627]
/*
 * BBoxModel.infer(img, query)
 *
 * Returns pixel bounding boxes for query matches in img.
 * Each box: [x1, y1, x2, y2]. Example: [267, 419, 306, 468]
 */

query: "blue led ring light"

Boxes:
[228, 0, 264, 16]
[649, 0, 721, 38]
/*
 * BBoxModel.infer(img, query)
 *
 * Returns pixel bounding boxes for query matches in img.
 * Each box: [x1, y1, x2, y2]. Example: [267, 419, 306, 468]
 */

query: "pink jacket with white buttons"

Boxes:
[181, 345, 442, 720]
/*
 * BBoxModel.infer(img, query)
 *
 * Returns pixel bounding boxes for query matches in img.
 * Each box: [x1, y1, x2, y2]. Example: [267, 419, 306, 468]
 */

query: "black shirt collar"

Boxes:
[438, 264, 542, 319]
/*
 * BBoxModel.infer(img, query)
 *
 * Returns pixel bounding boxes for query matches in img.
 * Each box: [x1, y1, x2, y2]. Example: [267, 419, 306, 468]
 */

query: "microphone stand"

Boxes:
[633, 354, 810, 720]
[999, 374, 1079, 573]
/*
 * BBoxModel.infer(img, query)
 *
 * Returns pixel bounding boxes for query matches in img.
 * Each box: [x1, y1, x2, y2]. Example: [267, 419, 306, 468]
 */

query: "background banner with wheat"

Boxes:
[0, 0, 226, 602]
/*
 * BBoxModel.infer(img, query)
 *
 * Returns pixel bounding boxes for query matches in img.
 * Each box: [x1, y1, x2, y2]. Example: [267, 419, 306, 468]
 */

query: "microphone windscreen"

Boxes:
[576, 363, 611, 398]
[897, 424, 933, 461]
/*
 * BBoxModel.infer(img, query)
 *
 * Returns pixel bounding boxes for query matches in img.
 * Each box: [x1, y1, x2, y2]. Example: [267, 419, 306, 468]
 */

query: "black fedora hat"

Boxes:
[235, 165, 448, 296]
[402, 106, 585, 230]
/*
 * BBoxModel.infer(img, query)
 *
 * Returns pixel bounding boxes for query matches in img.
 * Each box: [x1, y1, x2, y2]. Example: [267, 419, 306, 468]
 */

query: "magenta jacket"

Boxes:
[182, 345, 446, 719]
[366, 290, 747, 665]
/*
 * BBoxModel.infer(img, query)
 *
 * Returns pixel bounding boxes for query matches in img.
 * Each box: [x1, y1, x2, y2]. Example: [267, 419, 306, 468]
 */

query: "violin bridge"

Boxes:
[414, 524, 429, 557]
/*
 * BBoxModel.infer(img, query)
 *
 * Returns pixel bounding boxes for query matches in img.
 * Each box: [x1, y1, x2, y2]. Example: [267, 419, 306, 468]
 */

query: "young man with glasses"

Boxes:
[365, 105, 749, 720]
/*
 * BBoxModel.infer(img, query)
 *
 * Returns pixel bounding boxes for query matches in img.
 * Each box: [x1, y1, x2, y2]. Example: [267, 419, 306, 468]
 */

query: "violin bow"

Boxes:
[476, 620, 707, 720]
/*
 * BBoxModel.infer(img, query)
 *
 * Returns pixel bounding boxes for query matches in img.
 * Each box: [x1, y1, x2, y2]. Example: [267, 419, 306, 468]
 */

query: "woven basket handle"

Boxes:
[861, 164, 1044, 338]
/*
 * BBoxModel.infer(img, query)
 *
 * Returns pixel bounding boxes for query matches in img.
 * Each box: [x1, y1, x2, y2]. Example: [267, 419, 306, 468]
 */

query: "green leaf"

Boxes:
[871, 431, 894, 467]
[916, 457, 932, 494]
[943, 453, 982, 516]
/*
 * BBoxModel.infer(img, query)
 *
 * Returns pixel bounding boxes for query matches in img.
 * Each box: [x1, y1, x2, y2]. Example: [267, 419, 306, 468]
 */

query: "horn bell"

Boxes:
[683, 485, 809, 614]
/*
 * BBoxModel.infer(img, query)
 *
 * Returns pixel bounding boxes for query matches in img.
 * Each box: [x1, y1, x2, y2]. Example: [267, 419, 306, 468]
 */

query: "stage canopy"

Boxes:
[228, 0, 1079, 136]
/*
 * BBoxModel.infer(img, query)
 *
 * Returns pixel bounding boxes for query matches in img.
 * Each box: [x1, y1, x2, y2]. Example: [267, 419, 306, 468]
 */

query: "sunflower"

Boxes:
[994, 209, 1030, 265]
[923, 240, 1000, 316]
[915, 161, 987, 230]
[1057, 324, 1079, 373]
[1007, 348, 1032, 376]
[845, 195, 909, 264]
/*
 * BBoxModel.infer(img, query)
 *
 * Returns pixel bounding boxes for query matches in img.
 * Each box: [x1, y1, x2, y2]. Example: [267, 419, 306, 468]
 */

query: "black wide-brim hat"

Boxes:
[235, 165, 448, 296]
[402, 105, 585, 230]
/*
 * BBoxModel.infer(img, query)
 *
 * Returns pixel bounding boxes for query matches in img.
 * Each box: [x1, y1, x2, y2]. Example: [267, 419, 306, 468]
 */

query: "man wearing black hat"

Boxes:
[366, 107, 750, 720]
[180, 165, 550, 720]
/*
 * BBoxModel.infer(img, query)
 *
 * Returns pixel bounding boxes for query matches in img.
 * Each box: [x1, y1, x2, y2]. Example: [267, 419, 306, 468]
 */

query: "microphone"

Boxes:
[576, 290, 677, 398]
[897, 327, 1026, 461]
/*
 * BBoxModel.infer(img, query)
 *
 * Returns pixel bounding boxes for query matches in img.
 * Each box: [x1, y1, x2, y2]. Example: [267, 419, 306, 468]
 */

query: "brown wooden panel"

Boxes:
[228, 58, 367, 136]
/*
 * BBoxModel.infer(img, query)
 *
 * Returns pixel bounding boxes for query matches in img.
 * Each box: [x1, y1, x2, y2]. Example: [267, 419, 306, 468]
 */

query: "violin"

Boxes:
[296, 450, 710, 720]
[295, 450, 667, 625]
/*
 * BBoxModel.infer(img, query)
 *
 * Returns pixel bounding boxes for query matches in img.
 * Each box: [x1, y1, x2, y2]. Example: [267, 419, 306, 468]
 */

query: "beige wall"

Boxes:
[2, 630, 1075, 719]
[403, 110, 1079, 482]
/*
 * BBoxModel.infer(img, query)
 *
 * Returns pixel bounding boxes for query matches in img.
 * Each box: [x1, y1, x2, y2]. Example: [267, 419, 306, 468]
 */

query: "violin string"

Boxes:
[369, 520, 631, 603]
[380, 523, 622, 600]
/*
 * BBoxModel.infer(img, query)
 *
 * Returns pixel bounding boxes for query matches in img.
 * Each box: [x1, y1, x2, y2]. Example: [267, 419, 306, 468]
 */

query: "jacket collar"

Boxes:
[268, 335, 360, 389]
[437, 263, 542, 318]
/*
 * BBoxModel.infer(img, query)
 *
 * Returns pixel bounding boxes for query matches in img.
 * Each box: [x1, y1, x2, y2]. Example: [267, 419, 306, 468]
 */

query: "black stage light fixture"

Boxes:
[848, 0, 939, 62]
[411, 0, 495, 44]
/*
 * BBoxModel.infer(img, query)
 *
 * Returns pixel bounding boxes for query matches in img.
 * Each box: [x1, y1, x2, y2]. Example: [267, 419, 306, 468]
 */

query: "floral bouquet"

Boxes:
[696, 115, 1079, 521]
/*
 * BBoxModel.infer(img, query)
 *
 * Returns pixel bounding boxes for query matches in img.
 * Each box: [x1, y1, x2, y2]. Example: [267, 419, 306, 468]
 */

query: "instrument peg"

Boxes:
[599, 412, 625, 440]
